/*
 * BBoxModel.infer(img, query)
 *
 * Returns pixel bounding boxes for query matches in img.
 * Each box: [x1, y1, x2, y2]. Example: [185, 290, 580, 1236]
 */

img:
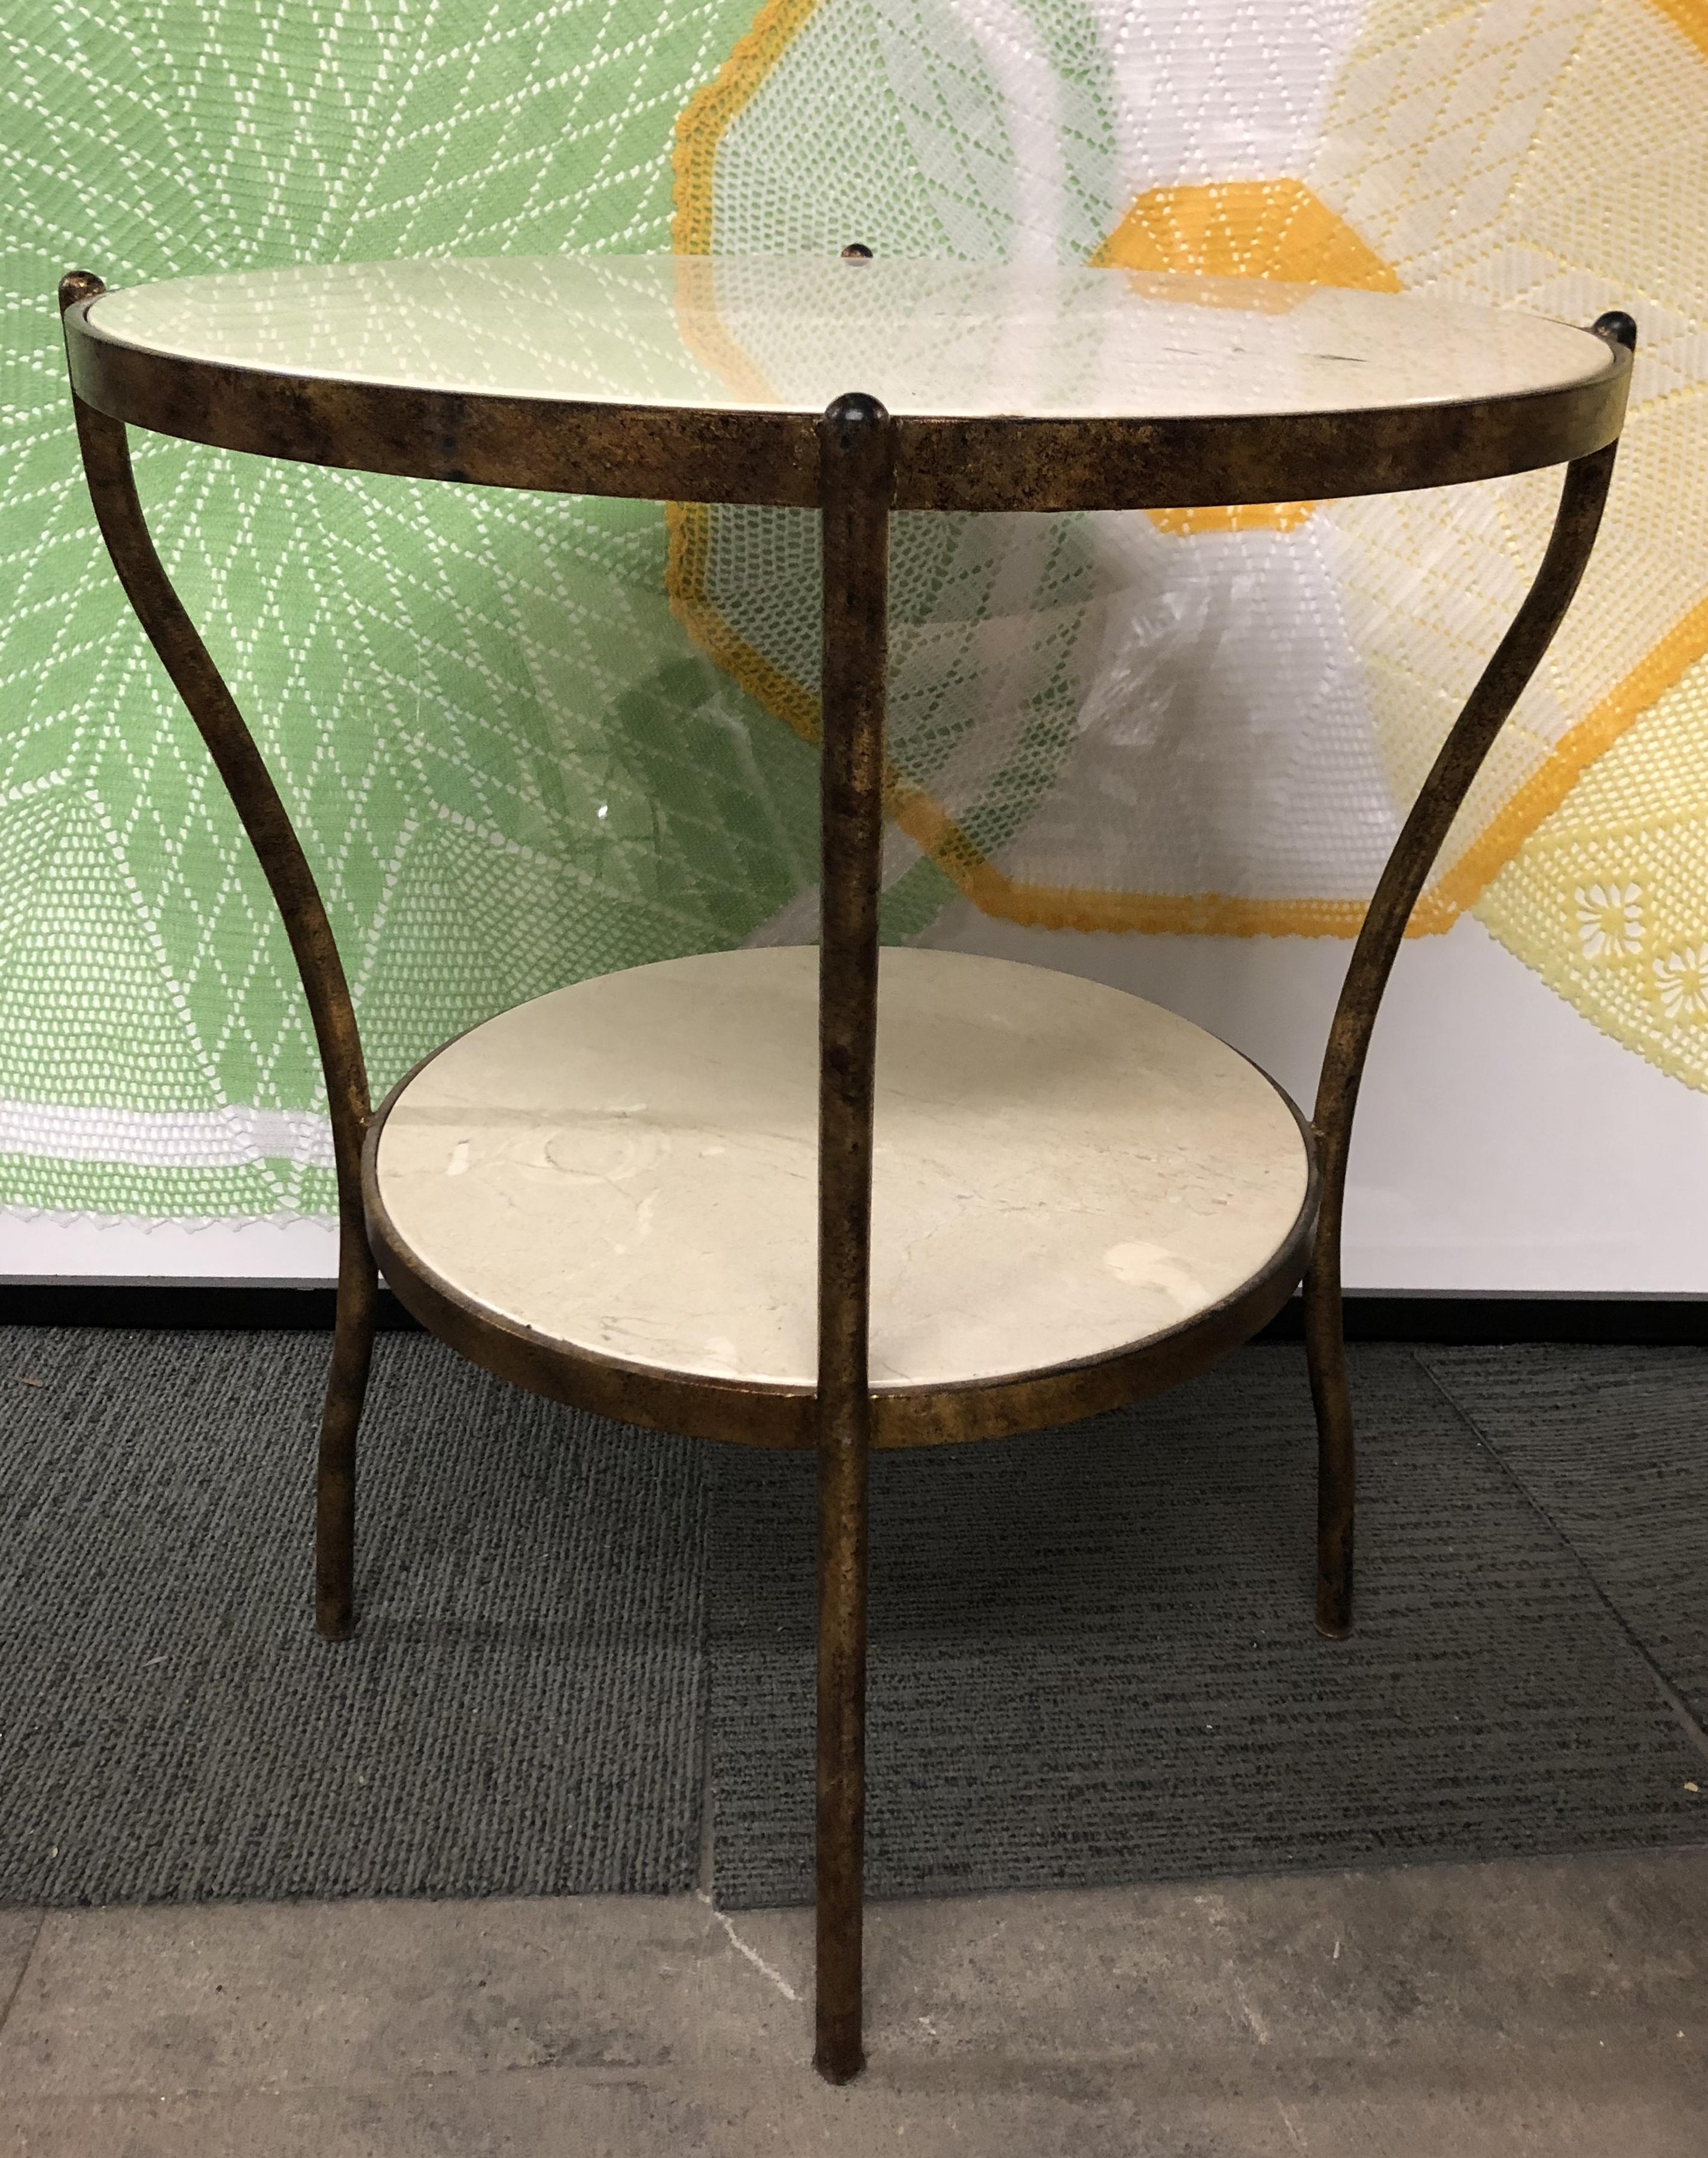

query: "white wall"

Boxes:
[8, 914, 1704, 1293]
[916, 912, 1708, 1296]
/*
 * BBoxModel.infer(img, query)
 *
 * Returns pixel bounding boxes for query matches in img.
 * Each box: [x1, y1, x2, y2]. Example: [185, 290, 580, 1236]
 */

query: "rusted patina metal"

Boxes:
[60, 271, 377, 1644]
[1305, 312, 1634, 1640]
[60, 258, 1631, 2080]
[890, 376, 1628, 514]
[810, 391, 893, 2084]
[62, 289, 1629, 514]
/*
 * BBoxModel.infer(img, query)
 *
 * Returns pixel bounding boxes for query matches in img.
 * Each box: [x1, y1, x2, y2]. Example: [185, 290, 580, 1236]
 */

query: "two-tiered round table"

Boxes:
[60, 254, 1631, 2080]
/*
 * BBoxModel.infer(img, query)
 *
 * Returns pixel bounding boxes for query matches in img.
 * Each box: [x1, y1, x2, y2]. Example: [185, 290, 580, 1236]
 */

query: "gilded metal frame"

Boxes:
[60, 266, 1633, 2083]
[65, 291, 1628, 511]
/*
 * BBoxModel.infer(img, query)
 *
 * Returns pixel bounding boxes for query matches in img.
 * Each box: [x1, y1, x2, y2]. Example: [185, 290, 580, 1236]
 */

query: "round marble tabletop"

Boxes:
[370, 946, 1311, 1395]
[82, 253, 1616, 425]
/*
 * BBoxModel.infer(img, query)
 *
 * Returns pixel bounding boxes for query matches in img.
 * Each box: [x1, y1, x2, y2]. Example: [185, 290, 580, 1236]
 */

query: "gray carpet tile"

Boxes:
[1418, 1343, 1708, 1725]
[0, 1328, 707, 1906]
[707, 1344, 1708, 1910]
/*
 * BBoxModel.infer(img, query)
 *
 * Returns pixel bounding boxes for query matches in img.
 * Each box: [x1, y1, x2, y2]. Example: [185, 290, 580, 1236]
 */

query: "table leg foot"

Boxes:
[1315, 1548, 1355, 1641]
[813, 1394, 871, 2084]
[814, 2014, 867, 2085]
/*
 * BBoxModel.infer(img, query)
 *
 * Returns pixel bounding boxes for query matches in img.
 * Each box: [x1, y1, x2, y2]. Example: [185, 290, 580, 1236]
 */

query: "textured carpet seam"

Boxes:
[1408, 1348, 1708, 1771]
[0, 1915, 45, 2040]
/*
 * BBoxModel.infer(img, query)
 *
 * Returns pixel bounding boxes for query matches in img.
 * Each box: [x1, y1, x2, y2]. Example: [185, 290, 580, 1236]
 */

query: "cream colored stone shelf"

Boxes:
[370, 947, 1310, 1394]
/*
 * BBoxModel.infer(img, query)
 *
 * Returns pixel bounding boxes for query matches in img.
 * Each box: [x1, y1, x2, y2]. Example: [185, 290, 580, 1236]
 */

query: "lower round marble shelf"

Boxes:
[364, 947, 1317, 1448]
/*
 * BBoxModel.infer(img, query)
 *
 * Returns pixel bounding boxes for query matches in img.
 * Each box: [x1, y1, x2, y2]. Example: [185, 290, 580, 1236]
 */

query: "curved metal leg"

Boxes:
[813, 392, 893, 2084]
[62, 271, 377, 1643]
[316, 1211, 379, 1640]
[1308, 313, 1633, 1638]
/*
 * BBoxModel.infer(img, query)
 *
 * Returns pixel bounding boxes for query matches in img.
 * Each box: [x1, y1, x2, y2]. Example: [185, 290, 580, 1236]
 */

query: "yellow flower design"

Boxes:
[1654, 948, 1708, 1021]
[673, 0, 1708, 1098]
[1574, 883, 1643, 960]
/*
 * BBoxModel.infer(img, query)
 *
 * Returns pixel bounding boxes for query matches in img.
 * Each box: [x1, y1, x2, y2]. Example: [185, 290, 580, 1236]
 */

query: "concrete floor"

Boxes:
[1, 1849, 1703, 2154]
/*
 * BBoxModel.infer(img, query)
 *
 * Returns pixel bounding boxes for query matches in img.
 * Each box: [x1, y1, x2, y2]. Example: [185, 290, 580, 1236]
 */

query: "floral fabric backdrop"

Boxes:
[1, 0, 1704, 1238]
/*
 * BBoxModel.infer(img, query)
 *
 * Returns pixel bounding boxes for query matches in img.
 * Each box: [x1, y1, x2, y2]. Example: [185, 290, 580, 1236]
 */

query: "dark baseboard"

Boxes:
[2, 1282, 423, 1331]
[1257, 1295, 1707, 1347]
[3, 1281, 1705, 1345]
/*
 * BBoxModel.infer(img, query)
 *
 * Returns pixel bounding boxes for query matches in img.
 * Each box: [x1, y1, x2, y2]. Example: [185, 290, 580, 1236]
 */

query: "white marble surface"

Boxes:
[373, 947, 1309, 1390]
[84, 254, 1615, 423]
